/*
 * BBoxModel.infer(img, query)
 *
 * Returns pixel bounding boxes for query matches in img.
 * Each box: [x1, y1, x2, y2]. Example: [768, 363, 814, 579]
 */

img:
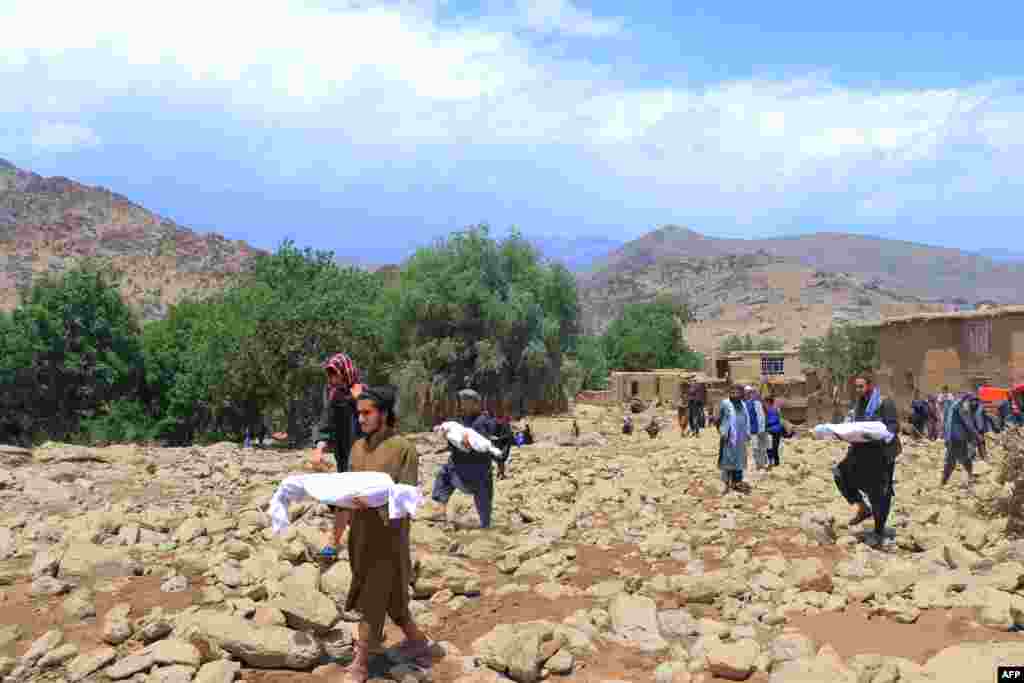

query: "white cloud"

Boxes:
[0, 0, 1021, 223]
[30, 122, 101, 152]
[514, 0, 625, 37]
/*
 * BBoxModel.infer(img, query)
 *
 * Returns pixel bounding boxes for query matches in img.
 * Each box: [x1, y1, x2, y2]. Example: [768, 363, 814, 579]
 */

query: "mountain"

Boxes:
[586, 225, 1024, 303]
[578, 225, 1024, 353]
[0, 159, 264, 320]
[976, 248, 1024, 264]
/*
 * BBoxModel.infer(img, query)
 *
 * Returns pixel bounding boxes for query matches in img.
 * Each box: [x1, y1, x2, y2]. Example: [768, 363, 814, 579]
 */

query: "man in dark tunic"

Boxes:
[430, 388, 497, 529]
[688, 381, 706, 437]
[310, 353, 364, 558]
[833, 374, 902, 547]
[342, 386, 431, 682]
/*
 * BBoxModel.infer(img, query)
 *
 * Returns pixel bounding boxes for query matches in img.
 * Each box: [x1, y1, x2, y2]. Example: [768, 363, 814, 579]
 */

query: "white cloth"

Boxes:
[268, 472, 421, 534]
[433, 421, 501, 457]
[813, 421, 894, 444]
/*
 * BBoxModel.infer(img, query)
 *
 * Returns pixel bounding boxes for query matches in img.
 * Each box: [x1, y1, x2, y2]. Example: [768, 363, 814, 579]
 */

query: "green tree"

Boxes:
[798, 323, 879, 391]
[572, 335, 610, 390]
[381, 225, 581, 416]
[0, 263, 144, 440]
[602, 297, 702, 371]
[719, 334, 785, 353]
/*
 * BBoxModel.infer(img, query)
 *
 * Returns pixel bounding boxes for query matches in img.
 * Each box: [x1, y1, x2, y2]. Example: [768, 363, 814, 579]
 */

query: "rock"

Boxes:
[0, 625, 23, 652]
[31, 575, 73, 596]
[146, 639, 202, 667]
[161, 575, 189, 593]
[141, 621, 174, 643]
[103, 604, 134, 645]
[787, 558, 833, 593]
[320, 560, 353, 598]
[30, 547, 64, 578]
[472, 621, 593, 683]
[704, 639, 759, 681]
[252, 607, 287, 627]
[177, 610, 323, 670]
[175, 518, 207, 543]
[654, 661, 692, 683]
[657, 610, 699, 638]
[609, 593, 668, 652]
[20, 629, 63, 667]
[59, 542, 141, 579]
[37, 642, 79, 669]
[149, 664, 198, 683]
[271, 566, 339, 634]
[63, 590, 97, 620]
[106, 652, 157, 679]
[545, 649, 574, 675]
[194, 660, 241, 683]
[67, 646, 118, 682]
[768, 646, 857, 683]
[769, 632, 816, 664]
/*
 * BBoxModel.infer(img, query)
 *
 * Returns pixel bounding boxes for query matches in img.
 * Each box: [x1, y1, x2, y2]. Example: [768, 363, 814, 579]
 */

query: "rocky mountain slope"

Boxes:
[0, 159, 264, 320]
[586, 225, 1024, 304]
[1, 411, 1023, 683]
[579, 249, 946, 351]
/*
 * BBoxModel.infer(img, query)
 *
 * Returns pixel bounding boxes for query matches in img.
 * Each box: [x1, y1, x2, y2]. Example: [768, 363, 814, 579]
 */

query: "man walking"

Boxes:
[431, 389, 498, 530]
[745, 386, 768, 470]
[718, 384, 751, 494]
[942, 393, 981, 487]
[833, 374, 902, 547]
[688, 381, 706, 437]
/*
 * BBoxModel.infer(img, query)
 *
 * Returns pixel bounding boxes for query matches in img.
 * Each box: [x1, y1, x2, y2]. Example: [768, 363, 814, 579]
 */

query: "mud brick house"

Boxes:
[865, 305, 1024, 410]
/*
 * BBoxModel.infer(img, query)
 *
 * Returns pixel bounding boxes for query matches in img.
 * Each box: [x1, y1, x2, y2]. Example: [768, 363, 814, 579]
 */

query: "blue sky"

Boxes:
[1, 0, 1021, 263]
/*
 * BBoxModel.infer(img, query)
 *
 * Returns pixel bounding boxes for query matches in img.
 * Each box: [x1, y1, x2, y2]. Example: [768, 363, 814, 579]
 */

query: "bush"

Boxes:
[78, 399, 160, 445]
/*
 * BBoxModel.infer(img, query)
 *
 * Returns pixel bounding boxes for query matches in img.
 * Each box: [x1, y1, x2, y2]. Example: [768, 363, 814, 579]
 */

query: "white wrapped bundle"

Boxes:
[268, 472, 421, 534]
[813, 421, 894, 444]
[433, 421, 501, 457]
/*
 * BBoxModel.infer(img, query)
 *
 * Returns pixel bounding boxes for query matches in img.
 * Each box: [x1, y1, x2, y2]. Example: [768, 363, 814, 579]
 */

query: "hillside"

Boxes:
[579, 249, 947, 353]
[587, 225, 1024, 304]
[0, 159, 264, 320]
[579, 226, 1022, 353]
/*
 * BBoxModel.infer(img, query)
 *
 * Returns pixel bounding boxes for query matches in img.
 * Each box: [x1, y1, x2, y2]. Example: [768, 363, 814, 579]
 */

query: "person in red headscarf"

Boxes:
[310, 353, 365, 558]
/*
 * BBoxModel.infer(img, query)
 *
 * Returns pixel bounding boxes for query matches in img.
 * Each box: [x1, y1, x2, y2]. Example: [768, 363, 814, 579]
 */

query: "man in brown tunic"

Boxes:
[340, 386, 431, 682]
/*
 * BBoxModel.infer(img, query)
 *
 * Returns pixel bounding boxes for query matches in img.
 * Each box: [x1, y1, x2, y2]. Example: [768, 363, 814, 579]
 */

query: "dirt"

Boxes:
[4, 574, 205, 657]
[789, 607, 1024, 664]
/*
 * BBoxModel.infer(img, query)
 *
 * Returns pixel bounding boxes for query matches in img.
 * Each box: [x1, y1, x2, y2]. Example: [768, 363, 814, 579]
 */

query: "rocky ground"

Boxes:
[1, 405, 1024, 683]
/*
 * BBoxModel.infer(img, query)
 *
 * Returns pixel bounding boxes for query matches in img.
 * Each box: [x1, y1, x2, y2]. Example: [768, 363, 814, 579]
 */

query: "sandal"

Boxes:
[848, 506, 873, 527]
[318, 546, 338, 560]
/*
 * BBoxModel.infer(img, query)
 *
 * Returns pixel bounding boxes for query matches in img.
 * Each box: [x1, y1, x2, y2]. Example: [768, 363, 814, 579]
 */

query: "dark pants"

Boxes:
[942, 439, 973, 484]
[688, 401, 705, 435]
[768, 431, 782, 466]
[833, 447, 895, 535]
[431, 462, 494, 528]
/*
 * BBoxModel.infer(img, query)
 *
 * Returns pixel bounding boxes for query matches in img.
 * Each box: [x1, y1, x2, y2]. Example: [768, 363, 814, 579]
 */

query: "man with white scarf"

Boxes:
[833, 374, 902, 547]
[718, 383, 751, 494]
[744, 386, 769, 470]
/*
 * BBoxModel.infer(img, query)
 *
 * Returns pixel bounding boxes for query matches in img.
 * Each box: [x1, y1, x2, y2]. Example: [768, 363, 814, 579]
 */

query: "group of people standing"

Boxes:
[715, 384, 793, 492]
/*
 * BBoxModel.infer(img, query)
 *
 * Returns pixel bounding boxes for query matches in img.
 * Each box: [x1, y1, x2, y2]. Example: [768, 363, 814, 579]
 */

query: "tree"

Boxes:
[798, 323, 879, 393]
[719, 334, 785, 353]
[602, 297, 702, 371]
[0, 263, 144, 439]
[381, 225, 581, 415]
[573, 335, 610, 390]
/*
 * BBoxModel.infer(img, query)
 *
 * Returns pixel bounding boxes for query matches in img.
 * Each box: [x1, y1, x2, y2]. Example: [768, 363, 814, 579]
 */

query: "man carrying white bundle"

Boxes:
[430, 388, 498, 530]
[433, 421, 503, 458]
[832, 374, 902, 547]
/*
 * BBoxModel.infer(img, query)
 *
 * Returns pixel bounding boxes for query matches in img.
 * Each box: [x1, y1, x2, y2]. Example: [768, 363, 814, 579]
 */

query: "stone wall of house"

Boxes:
[876, 312, 1024, 411]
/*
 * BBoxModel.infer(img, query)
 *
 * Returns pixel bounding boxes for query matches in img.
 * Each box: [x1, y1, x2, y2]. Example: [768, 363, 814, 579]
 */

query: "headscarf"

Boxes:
[322, 353, 360, 401]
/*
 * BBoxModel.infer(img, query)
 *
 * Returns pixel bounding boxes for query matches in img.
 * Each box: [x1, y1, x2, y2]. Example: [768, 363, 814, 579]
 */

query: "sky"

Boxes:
[1, 0, 1022, 263]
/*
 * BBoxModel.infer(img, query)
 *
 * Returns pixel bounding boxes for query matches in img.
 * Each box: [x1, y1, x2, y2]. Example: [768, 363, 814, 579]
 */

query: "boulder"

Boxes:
[271, 566, 339, 634]
[608, 593, 668, 653]
[177, 610, 323, 670]
[59, 543, 141, 580]
[704, 638, 759, 681]
[194, 659, 241, 683]
[67, 646, 118, 682]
